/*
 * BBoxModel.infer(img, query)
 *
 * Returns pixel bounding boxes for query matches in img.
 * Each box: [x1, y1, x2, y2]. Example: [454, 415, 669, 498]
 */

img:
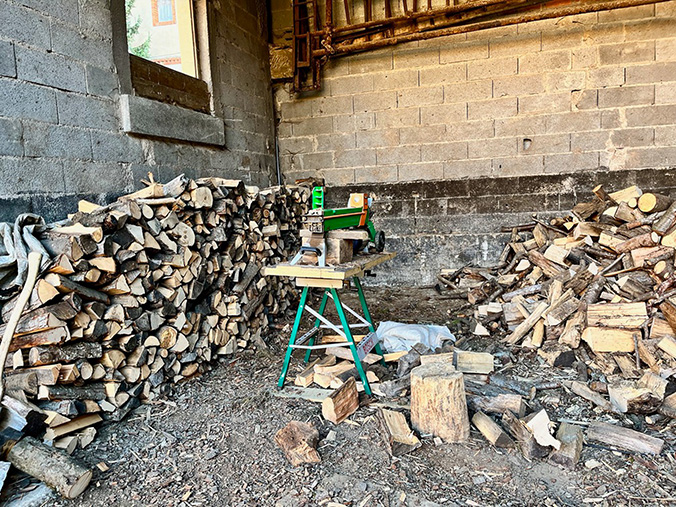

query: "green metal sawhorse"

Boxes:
[277, 276, 385, 395]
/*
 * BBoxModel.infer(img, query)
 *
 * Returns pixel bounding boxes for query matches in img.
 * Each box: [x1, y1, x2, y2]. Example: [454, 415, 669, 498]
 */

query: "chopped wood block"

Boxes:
[466, 393, 526, 418]
[567, 380, 613, 412]
[504, 302, 549, 345]
[650, 318, 675, 340]
[419, 352, 454, 365]
[537, 342, 576, 367]
[377, 409, 421, 457]
[609, 185, 642, 204]
[638, 371, 668, 399]
[586, 303, 647, 328]
[326, 347, 381, 364]
[613, 354, 641, 379]
[659, 393, 676, 418]
[44, 414, 102, 441]
[638, 192, 672, 213]
[322, 377, 359, 424]
[525, 410, 560, 450]
[586, 421, 664, 454]
[658, 336, 676, 359]
[543, 244, 569, 265]
[501, 411, 549, 459]
[608, 382, 662, 414]
[582, 327, 636, 353]
[274, 421, 321, 466]
[383, 351, 407, 362]
[549, 423, 583, 469]
[472, 411, 514, 448]
[454, 350, 494, 374]
[410, 363, 469, 442]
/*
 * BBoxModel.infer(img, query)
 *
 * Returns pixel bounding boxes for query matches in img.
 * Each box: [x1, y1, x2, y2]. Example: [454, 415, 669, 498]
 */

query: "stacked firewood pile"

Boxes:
[433, 184, 676, 463]
[0, 175, 310, 457]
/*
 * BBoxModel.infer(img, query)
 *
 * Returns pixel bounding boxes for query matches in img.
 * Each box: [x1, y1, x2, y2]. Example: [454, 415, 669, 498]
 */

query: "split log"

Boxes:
[501, 411, 549, 459]
[377, 409, 421, 456]
[566, 380, 614, 412]
[410, 363, 469, 442]
[322, 377, 359, 424]
[608, 382, 662, 414]
[29, 343, 102, 366]
[472, 411, 514, 448]
[586, 421, 664, 454]
[549, 423, 583, 469]
[454, 350, 494, 374]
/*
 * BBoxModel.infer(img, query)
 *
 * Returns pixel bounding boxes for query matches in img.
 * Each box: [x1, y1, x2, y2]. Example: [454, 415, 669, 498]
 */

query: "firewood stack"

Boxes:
[439, 184, 676, 423]
[0, 175, 310, 451]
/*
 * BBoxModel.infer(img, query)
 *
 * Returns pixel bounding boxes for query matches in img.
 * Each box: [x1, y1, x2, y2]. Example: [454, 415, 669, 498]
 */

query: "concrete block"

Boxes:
[58, 92, 117, 130]
[546, 111, 601, 134]
[91, 130, 145, 163]
[626, 147, 676, 169]
[518, 133, 570, 155]
[376, 145, 421, 166]
[625, 18, 675, 41]
[571, 131, 610, 152]
[316, 133, 355, 152]
[490, 32, 541, 58]
[440, 40, 488, 64]
[292, 116, 332, 136]
[601, 110, 622, 129]
[354, 91, 397, 112]
[372, 69, 419, 90]
[63, 160, 132, 194]
[376, 108, 419, 129]
[15, 0, 79, 22]
[493, 155, 544, 176]
[0, 79, 57, 123]
[355, 165, 398, 184]
[334, 113, 374, 132]
[23, 122, 92, 160]
[543, 72, 586, 92]
[398, 86, 443, 108]
[626, 104, 676, 127]
[518, 93, 570, 115]
[51, 20, 114, 70]
[419, 63, 466, 86]
[398, 162, 443, 181]
[626, 62, 676, 84]
[611, 128, 655, 148]
[420, 103, 466, 125]
[493, 74, 545, 97]
[399, 125, 446, 145]
[468, 97, 517, 120]
[0, 118, 23, 156]
[300, 151, 333, 171]
[312, 95, 353, 116]
[0, 1, 51, 49]
[467, 57, 517, 80]
[598, 85, 655, 108]
[587, 67, 626, 88]
[598, 4, 655, 22]
[444, 80, 492, 104]
[446, 120, 495, 141]
[655, 126, 676, 146]
[584, 24, 626, 46]
[519, 50, 571, 74]
[571, 90, 598, 110]
[421, 142, 467, 163]
[0, 156, 65, 194]
[0, 41, 16, 78]
[495, 116, 547, 137]
[334, 149, 376, 168]
[541, 28, 585, 52]
[356, 129, 400, 149]
[469, 137, 517, 159]
[348, 48, 393, 74]
[656, 39, 676, 62]
[544, 152, 600, 174]
[572, 47, 599, 70]
[444, 159, 492, 180]
[328, 74, 374, 96]
[78, 0, 113, 40]
[599, 41, 655, 65]
[322, 168, 355, 185]
[15, 45, 87, 93]
[86, 65, 118, 98]
[656, 83, 676, 104]
[655, 2, 676, 16]
[120, 95, 224, 146]
[279, 98, 313, 120]
[393, 46, 439, 69]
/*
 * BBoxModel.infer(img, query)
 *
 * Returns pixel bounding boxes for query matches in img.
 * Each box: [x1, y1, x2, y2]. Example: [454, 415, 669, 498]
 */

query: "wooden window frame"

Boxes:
[152, 0, 176, 26]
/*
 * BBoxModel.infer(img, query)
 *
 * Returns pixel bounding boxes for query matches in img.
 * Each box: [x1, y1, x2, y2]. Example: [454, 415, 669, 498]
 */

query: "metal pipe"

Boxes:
[313, 0, 668, 57]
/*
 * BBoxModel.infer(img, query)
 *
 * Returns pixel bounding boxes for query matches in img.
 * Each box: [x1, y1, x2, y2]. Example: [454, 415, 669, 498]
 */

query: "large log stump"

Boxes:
[410, 363, 469, 442]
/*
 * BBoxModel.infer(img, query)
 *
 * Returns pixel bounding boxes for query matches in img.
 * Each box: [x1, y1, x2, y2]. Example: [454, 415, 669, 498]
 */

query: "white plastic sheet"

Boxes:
[376, 321, 455, 353]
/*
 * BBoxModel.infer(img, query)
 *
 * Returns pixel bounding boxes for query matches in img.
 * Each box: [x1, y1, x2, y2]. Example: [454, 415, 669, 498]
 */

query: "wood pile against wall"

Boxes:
[0, 175, 310, 453]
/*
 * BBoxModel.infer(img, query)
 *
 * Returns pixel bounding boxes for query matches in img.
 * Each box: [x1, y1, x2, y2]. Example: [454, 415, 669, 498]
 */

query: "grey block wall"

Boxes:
[0, 0, 276, 223]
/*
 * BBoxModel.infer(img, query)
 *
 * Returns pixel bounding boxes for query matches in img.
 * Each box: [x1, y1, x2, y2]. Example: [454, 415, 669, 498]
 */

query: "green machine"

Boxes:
[290, 186, 385, 266]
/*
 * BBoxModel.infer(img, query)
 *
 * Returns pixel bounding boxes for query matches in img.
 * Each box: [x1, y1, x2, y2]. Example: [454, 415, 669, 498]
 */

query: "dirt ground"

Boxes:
[5, 287, 676, 506]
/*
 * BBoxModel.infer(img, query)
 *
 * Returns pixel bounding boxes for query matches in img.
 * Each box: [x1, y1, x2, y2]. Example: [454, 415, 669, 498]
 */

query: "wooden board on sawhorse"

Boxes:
[263, 252, 396, 395]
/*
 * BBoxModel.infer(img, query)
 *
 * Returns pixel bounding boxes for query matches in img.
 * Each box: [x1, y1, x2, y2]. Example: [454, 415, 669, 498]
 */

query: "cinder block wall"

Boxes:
[0, 0, 275, 222]
[273, 3, 676, 285]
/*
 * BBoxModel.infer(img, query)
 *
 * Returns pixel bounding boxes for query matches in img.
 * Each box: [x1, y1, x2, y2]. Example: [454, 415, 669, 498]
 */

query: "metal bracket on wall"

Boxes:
[291, 0, 667, 93]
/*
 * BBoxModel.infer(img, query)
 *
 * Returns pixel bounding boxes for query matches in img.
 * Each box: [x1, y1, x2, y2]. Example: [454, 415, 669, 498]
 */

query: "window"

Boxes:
[154, 0, 176, 25]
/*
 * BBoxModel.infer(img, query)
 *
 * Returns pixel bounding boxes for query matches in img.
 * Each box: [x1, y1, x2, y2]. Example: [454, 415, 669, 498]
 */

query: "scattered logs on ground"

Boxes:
[433, 184, 676, 464]
[0, 175, 310, 479]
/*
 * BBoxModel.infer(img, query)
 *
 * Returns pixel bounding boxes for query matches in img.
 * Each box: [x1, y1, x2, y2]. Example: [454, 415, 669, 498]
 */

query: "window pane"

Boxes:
[158, 0, 173, 23]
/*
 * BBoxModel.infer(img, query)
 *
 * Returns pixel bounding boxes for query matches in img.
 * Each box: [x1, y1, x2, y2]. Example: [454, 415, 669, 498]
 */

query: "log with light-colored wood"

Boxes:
[582, 327, 636, 353]
[586, 421, 664, 454]
[549, 423, 583, 469]
[377, 409, 421, 456]
[472, 411, 514, 448]
[322, 376, 359, 424]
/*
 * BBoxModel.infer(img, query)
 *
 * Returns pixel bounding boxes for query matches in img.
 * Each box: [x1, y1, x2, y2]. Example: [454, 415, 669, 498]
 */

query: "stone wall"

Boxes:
[273, 3, 676, 285]
[0, 0, 275, 222]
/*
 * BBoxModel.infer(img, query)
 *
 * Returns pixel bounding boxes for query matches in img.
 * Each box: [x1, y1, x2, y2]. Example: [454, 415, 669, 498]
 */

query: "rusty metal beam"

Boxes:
[313, 0, 668, 58]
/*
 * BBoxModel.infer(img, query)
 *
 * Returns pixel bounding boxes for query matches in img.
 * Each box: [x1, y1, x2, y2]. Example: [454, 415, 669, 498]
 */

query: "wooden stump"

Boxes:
[410, 363, 469, 442]
[274, 421, 321, 466]
[7, 436, 92, 498]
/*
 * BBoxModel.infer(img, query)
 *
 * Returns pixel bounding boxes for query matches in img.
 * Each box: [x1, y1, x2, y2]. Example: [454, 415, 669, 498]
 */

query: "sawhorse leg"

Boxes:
[304, 289, 329, 363]
[353, 277, 386, 365]
[277, 286, 310, 388]
[330, 288, 373, 395]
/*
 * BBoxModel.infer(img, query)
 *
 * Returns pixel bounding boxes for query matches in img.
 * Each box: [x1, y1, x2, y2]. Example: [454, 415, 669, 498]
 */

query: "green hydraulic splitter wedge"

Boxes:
[290, 186, 386, 267]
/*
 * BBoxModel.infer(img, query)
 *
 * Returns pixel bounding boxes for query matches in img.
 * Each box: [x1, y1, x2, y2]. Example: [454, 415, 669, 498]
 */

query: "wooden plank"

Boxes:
[262, 252, 396, 280]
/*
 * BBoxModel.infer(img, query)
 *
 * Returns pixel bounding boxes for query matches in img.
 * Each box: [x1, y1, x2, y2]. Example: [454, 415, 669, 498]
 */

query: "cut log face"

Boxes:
[410, 363, 469, 443]
[274, 421, 321, 466]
